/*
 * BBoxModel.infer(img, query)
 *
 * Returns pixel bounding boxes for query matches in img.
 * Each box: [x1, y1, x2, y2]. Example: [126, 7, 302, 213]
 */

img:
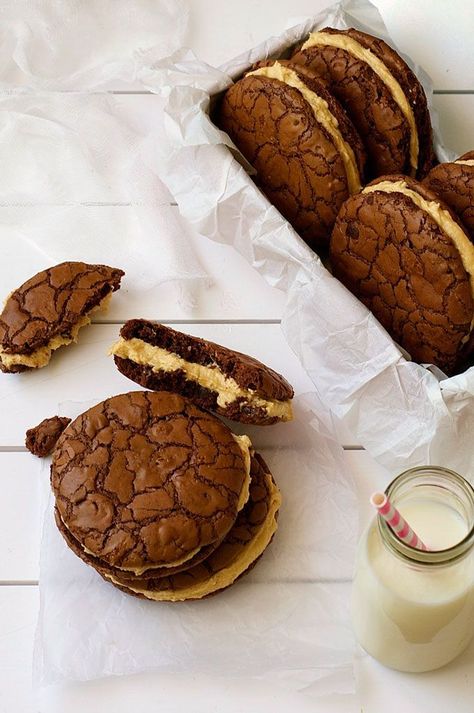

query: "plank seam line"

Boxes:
[0, 89, 471, 102]
[0, 201, 176, 207]
[0, 89, 469, 95]
[433, 89, 474, 95]
[0, 445, 365, 452]
[0, 578, 351, 587]
[91, 319, 283, 325]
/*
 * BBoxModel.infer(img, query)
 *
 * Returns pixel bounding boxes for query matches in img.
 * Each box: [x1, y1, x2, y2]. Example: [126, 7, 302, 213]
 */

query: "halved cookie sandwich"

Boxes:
[57, 451, 281, 601]
[330, 175, 474, 373]
[51, 391, 253, 582]
[291, 28, 434, 179]
[424, 151, 474, 243]
[218, 59, 366, 251]
[110, 320, 294, 425]
[0, 261, 124, 373]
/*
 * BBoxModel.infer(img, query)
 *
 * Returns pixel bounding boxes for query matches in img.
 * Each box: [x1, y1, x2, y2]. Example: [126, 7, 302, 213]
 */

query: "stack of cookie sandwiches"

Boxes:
[45, 321, 294, 602]
[217, 27, 474, 374]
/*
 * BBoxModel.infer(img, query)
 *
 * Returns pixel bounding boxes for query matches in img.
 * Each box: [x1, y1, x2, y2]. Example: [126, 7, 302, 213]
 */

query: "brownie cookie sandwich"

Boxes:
[330, 175, 474, 373]
[424, 151, 474, 243]
[58, 452, 281, 602]
[218, 59, 366, 250]
[291, 28, 434, 179]
[0, 261, 124, 373]
[110, 320, 294, 425]
[51, 391, 253, 583]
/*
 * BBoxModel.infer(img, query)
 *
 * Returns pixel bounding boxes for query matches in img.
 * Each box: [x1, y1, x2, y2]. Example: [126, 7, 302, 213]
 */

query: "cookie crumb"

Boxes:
[25, 416, 71, 457]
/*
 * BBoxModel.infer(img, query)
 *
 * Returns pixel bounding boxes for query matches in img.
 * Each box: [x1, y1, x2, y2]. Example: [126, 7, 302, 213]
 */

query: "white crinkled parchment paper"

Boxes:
[145, 0, 473, 477]
[0, 0, 189, 90]
[35, 394, 358, 695]
[0, 91, 207, 291]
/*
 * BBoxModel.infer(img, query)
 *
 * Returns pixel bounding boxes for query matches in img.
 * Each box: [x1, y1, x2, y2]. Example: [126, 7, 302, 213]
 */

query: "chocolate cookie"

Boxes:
[72, 452, 280, 601]
[291, 28, 434, 180]
[25, 416, 71, 457]
[54, 503, 236, 583]
[0, 261, 124, 373]
[330, 175, 474, 373]
[110, 320, 294, 425]
[423, 151, 474, 243]
[218, 60, 366, 251]
[107, 453, 280, 601]
[51, 391, 252, 575]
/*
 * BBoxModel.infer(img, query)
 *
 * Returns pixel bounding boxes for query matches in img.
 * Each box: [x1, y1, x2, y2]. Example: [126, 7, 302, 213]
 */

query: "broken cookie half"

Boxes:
[110, 320, 294, 425]
[0, 261, 124, 373]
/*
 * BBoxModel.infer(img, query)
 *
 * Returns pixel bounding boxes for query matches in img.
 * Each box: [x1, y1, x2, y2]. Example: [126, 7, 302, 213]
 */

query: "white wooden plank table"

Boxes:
[0, 2, 473, 712]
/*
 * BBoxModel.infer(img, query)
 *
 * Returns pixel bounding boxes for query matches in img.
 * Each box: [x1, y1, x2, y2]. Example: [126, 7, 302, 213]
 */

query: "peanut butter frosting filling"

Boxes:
[109, 337, 293, 421]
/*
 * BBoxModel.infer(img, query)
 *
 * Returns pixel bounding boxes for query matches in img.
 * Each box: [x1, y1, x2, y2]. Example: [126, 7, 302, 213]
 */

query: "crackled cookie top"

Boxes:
[0, 261, 124, 372]
[51, 391, 251, 573]
[292, 27, 434, 179]
[330, 175, 474, 373]
[218, 60, 366, 251]
[55, 452, 281, 601]
[424, 151, 474, 244]
[106, 452, 281, 601]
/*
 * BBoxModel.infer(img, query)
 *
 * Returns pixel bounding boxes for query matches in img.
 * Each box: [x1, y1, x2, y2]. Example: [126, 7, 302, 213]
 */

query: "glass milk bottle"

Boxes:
[352, 466, 474, 672]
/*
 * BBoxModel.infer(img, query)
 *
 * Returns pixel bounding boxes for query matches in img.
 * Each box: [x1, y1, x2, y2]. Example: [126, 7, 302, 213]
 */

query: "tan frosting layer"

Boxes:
[110, 337, 293, 421]
[66, 432, 253, 576]
[0, 292, 112, 369]
[105, 472, 282, 601]
[302, 31, 419, 174]
[233, 434, 251, 511]
[363, 180, 474, 329]
[248, 62, 361, 194]
[454, 159, 474, 167]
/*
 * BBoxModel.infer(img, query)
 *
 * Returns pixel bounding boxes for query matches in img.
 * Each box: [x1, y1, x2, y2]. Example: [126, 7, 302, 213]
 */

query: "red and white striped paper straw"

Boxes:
[370, 492, 429, 551]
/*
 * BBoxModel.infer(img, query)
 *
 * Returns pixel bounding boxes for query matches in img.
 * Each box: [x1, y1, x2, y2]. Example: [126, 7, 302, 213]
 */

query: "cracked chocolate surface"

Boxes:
[57, 452, 278, 600]
[51, 391, 249, 571]
[0, 261, 124, 372]
[330, 176, 473, 373]
[25, 416, 71, 458]
[217, 62, 366, 251]
[291, 27, 434, 179]
[423, 151, 474, 244]
[54, 504, 229, 582]
[113, 320, 293, 425]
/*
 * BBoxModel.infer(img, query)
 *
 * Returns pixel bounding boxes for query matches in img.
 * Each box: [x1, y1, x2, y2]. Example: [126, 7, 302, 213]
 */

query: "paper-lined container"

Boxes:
[147, 0, 473, 477]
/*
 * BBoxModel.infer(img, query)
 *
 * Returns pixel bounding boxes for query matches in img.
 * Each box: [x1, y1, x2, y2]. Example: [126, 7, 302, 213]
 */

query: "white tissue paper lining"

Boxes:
[144, 0, 474, 477]
[35, 394, 358, 695]
[0, 0, 189, 90]
[0, 90, 207, 291]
